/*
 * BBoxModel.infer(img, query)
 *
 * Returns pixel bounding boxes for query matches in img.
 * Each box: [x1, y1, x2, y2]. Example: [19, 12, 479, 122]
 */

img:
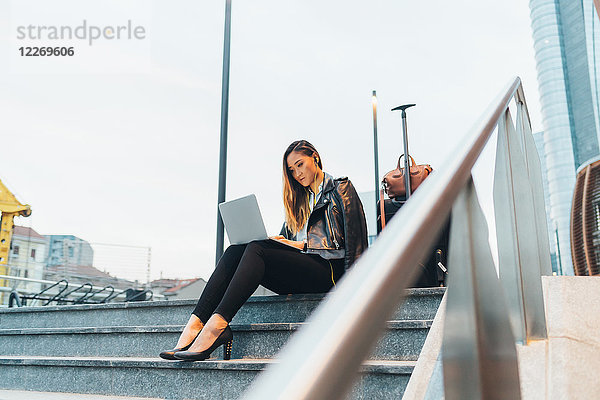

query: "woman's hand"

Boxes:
[270, 236, 305, 250]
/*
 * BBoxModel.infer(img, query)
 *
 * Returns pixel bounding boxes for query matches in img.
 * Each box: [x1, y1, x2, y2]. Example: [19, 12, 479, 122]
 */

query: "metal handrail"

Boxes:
[8, 290, 22, 308]
[87, 285, 115, 303]
[103, 288, 124, 303]
[7, 283, 120, 307]
[0, 274, 71, 286]
[37, 279, 70, 305]
[244, 77, 548, 399]
[0, 274, 165, 301]
[63, 282, 94, 305]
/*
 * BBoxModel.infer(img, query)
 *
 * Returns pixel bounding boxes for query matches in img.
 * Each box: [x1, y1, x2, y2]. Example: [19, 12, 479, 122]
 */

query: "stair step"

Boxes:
[0, 320, 432, 361]
[0, 356, 415, 400]
[0, 389, 162, 400]
[0, 288, 445, 329]
[0, 288, 446, 398]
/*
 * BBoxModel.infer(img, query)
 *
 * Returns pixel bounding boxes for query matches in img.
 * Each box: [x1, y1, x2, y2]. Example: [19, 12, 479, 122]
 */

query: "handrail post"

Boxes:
[8, 290, 22, 308]
[443, 177, 521, 399]
[494, 109, 527, 343]
[516, 102, 553, 277]
[494, 107, 547, 342]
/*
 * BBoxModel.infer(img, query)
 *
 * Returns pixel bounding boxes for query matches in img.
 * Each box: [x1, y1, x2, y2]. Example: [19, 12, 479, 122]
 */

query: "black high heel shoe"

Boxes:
[174, 325, 233, 361]
[159, 331, 201, 360]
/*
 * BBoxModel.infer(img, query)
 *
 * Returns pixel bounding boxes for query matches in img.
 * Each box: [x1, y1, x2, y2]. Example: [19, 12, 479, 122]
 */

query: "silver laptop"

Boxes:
[218, 194, 299, 250]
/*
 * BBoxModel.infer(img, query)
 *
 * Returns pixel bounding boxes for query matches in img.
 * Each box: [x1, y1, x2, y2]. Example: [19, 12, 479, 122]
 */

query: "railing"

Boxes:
[0, 275, 163, 306]
[243, 77, 550, 399]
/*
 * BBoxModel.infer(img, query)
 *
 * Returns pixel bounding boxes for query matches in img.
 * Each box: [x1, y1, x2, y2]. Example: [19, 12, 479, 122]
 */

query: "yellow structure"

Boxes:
[0, 179, 31, 301]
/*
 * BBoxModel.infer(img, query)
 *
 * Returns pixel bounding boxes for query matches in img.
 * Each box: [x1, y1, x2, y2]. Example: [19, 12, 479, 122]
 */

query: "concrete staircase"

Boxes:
[0, 288, 444, 399]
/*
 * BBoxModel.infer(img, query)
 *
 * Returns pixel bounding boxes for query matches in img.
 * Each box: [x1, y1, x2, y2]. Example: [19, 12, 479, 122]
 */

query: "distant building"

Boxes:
[8, 226, 47, 294]
[533, 131, 561, 274]
[161, 278, 207, 299]
[150, 278, 192, 293]
[151, 278, 201, 296]
[153, 277, 275, 299]
[571, 155, 600, 275]
[44, 263, 136, 291]
[529, 0, 600, 274]
[46, 235, 94, 267]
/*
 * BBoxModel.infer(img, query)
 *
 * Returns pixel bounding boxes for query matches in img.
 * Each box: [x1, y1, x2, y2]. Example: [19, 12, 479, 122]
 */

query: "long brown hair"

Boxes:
[282, 140, 323, 235]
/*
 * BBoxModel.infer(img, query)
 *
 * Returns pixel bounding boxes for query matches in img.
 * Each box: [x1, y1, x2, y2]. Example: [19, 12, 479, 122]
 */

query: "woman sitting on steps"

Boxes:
[159, 140, 368, 361]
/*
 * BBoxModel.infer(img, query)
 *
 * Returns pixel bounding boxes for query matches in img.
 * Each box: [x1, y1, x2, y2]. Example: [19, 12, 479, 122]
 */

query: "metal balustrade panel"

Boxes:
[495, 109, 548, 342]
[443, 179, 521, 400]
[516, 101, 553, 277]
[493, 112, 527, 344]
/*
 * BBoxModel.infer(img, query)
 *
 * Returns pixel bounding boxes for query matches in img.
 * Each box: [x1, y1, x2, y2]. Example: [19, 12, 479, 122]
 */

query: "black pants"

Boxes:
[192, 240, 345, 323]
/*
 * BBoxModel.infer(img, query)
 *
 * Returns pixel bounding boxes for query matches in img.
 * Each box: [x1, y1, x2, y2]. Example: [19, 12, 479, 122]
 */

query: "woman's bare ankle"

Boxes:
[175, 314, 204, 348]
[187, 313, 229, 352]
[188, 314, 204, 329]
[208, 313, 228, 329]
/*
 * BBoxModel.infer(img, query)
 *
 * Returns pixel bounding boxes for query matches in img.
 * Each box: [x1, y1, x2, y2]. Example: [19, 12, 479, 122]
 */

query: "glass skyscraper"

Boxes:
[529, 0, 600, 275]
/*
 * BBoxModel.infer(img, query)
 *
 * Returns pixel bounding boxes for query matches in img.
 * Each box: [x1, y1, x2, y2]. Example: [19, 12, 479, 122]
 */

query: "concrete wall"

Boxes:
[404, 276, 600, 399]
[542, 276, 600, 399]
[516, 276, 600, 399]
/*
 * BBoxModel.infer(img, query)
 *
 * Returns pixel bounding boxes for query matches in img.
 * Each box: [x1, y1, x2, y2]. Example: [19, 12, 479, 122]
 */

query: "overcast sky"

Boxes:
[0, 0, 540, 282]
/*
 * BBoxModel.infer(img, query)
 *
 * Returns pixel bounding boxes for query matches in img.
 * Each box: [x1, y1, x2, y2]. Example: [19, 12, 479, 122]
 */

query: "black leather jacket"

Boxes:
[280, 173, 368, 270]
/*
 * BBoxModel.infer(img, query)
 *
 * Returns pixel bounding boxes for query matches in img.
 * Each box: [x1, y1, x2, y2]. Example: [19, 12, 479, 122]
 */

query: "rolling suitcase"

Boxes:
[376, 196, 449, 287]
[376, 103, 448, 287]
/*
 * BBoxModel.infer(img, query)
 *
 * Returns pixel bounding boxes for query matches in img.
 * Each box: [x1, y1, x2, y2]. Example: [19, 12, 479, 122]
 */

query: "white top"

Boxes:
[295, 178, 324, 243]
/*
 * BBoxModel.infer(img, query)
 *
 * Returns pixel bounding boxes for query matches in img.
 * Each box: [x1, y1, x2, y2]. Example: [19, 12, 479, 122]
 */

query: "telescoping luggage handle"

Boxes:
[380, 103, 415, 230]
[391, 103, 416, 199]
